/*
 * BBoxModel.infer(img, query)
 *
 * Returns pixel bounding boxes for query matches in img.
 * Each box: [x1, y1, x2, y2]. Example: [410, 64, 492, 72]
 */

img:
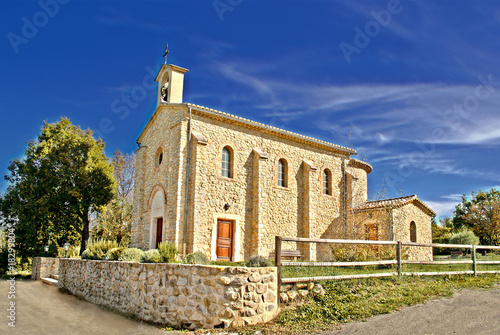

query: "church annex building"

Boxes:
[130, 61, 436, 262]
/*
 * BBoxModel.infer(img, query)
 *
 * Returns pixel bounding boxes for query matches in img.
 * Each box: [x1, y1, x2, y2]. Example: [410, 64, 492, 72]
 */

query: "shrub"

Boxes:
[105, 247, 126, 261]
[157, 241, 178, 263]
[247, 256, 271, 267]
[141, 249, 162, 263]
[449, 229, 479, 246]
[182, 251, 209, 265]
[118, 248, 145, 262]
[85, 239, 119, 260]
[57, 245, 80, 258]
[81, 250, 93, 260]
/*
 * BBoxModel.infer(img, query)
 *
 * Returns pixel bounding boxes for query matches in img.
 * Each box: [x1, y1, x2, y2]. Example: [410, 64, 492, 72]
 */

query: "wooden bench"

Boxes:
[450, 250, 463, 258]
[281, 250, 303, 260]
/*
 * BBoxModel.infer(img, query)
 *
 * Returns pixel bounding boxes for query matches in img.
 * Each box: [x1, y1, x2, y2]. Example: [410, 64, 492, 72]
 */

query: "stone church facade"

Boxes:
[131, 62, 435, 261]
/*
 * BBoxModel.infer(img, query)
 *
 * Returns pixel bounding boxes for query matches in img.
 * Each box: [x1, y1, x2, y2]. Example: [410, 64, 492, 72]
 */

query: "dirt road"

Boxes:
[0, 279, 189, 335]
[327, 288, 500, 335]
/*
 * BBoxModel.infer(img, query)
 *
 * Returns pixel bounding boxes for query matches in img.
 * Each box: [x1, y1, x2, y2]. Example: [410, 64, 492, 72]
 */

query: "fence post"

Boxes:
[275, 236, 283, 307]
[396, 241, 402, 277]
[472, 245, 477, 276]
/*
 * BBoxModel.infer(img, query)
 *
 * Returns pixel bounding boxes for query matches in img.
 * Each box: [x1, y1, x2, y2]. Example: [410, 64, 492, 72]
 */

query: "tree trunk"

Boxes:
[79, 212, 90, 255]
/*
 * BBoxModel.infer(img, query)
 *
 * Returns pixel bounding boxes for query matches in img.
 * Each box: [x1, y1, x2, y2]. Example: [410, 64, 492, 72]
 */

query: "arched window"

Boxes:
[410, 221, 417, 242]
[221, 146, 232, 178]
[323, 169, 332, 195]
[277, 159, 288, 187]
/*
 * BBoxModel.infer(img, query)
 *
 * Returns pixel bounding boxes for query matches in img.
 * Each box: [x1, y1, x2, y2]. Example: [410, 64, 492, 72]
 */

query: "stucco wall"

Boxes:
[58, 259, 278, 329]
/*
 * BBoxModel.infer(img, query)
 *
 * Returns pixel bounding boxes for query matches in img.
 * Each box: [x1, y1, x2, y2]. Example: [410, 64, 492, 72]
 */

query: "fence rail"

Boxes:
[275, 236, 500, 304]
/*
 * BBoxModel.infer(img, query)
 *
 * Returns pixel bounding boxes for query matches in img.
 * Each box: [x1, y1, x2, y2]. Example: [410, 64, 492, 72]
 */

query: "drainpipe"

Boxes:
[389, 208, 394, 240]
[343, 155, 351, 238]
[182, 107, 192, 257]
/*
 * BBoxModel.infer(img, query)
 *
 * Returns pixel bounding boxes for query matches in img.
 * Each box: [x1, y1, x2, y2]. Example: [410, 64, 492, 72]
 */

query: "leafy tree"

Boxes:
[449, 229, 479, 246]
[0, 118, 116, 257]
[453, 189, 500, 245]
[91, 149, 134, 245]
[432, 217, 451, 244]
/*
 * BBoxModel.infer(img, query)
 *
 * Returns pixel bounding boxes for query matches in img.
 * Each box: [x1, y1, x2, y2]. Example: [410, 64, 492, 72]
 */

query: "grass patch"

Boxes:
[281, 253, 500, 279]
[217, 274, 500, 335]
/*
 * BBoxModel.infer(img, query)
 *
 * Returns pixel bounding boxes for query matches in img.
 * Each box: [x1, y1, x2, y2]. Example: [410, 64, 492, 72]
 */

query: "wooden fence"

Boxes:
[275, 236, 500, 300]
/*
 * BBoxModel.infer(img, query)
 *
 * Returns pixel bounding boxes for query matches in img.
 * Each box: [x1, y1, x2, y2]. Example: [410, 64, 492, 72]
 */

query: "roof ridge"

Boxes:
[187, 103, 356, 155]
[363, 194, 416, 204]
[354, 194, 435, 216]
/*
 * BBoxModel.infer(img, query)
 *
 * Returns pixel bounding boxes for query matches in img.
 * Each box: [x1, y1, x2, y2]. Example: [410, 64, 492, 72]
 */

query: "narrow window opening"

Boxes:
[278, 159, 287, 187]
[221, 146, 232, 178]
[410, 221, 417, 242]
[155, 148, 163, 168]
[323, 169, 332, 195]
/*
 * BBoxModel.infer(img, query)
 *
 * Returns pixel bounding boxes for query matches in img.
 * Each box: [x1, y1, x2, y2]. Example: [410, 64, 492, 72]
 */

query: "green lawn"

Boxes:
[221, 274, 500, 335]
[281, 253, 500, 279]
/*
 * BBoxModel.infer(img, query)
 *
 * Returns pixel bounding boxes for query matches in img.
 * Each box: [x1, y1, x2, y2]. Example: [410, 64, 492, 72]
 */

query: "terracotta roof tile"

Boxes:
[355, 195, 436, 216]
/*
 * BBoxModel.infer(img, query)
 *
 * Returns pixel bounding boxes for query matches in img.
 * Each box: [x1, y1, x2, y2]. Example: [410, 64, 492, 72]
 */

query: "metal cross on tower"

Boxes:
[163, 43, 169, 64]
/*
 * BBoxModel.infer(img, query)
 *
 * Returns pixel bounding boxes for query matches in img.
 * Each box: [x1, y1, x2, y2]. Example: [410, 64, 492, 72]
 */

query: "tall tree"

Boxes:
[453, 189, 500, 245]
[91, 149, 135, 245]
[0, 118, 116, 256]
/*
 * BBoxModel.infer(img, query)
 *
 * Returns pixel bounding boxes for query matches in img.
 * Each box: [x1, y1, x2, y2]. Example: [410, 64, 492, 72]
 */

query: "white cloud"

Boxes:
[424, 200, 458, 217]
[212, 62, 500, 147]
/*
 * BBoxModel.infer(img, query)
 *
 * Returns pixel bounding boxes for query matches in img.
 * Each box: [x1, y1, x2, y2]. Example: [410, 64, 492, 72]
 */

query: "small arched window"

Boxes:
[277, 159, 288, 187]
[221, 146, 232, 178]
[155, 147, 163, 168]
[323, 169, 332, 195]
[410, 221, 417, 242]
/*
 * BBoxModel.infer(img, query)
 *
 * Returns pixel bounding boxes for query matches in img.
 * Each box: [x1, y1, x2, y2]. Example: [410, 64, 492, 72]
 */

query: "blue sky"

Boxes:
[1, 0, 500, 218]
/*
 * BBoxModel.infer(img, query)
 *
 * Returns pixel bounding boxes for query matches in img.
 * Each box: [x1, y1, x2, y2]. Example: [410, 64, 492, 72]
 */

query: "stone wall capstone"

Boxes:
[58, 259, 278, 329]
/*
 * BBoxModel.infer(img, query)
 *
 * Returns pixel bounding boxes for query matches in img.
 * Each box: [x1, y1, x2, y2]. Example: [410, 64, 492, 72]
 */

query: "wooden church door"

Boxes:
[216, 219, 233, 261]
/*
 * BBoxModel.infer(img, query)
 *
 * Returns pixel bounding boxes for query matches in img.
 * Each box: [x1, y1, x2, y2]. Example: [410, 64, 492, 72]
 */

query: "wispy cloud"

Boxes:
[424, 200, 458, 217]
[202, 50, 500, 186]
[213, 65, 500, 147]
[96, 7, 166, 33]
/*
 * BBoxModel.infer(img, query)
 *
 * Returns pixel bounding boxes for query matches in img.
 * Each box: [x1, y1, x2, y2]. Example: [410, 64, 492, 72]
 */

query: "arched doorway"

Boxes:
[149, 188, 165, 249]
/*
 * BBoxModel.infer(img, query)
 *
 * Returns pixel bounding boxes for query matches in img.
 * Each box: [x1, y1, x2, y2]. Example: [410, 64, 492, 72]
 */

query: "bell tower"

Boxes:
[154, 63, 189, 106]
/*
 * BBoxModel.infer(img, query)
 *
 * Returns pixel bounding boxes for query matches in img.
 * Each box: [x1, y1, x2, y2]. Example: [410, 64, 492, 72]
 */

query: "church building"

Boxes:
[130, 60, 435, 262]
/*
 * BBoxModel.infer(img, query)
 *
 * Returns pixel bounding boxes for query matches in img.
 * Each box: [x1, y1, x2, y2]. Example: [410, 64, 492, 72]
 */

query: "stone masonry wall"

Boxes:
[31, 257, 59, 280]
[58, 259, 278, 329]
[183, 111, 361, 261]
[393, 204, 433, 261]
[131, 103, 433, 263]
[131, 105, 188, 250]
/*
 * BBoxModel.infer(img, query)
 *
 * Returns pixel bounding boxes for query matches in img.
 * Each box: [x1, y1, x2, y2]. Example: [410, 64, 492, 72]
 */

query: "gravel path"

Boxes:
[0, 279, 189, 335]
[3, 280, 500, 335]
[326, 288, 500, 335]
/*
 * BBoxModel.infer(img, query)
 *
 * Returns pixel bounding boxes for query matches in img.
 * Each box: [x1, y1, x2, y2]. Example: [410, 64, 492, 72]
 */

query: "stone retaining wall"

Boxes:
[31, 257, 59, 280]
[58, 259, 278, 329]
